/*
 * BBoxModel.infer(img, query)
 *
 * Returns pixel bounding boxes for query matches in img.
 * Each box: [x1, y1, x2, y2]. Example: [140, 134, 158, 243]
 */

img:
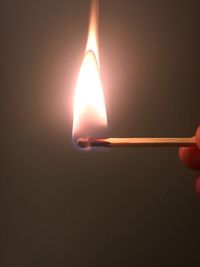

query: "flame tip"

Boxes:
[72, 0, 107, 137]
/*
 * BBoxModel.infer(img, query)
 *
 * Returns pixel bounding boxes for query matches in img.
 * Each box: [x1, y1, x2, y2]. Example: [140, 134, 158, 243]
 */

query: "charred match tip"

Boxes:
[77, 138, 110, 148]
[77, 138, 91, 148]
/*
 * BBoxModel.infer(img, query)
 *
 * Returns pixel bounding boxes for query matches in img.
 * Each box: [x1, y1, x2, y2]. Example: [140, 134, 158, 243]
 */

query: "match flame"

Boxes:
[72, 0, 107, 138]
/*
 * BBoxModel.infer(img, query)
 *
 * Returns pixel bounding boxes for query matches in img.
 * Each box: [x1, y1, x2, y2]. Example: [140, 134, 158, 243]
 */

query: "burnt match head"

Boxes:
[77, 138, 91, 148]
[77, 138, 111, 148]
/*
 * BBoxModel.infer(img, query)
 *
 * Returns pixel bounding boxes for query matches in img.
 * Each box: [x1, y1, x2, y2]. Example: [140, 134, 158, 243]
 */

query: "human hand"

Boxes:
[179, 126, 200, 194]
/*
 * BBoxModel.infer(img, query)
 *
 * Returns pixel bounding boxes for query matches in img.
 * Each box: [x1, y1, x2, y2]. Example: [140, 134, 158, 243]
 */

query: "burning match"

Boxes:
[77, 137, 197, 148]
[72, 0, 197, 151]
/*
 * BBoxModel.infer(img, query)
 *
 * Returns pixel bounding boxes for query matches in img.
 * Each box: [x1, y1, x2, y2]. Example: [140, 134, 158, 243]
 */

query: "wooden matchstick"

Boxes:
[77, 137, 197, 148]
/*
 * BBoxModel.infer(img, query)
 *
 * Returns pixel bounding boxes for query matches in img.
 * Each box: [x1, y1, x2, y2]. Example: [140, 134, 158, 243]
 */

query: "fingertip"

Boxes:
[195, 176, 200, 195]
[195, 126, 200, 149]
[179, 147, 192, 169]
[179, 147, 200, 170]
[179, 147, 186, 163]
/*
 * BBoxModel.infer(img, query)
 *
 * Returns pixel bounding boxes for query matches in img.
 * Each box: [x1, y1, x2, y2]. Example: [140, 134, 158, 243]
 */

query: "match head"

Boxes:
[77, 137, 110, 148]
[77, 138, 91, 148]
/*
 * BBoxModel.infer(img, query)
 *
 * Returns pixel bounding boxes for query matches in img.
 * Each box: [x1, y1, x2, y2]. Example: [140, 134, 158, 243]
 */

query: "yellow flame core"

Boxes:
[72, 0, 107, 136]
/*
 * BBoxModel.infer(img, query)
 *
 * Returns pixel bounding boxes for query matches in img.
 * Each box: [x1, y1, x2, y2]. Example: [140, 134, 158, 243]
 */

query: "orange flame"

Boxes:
[72, 0, 107, 138]
[86, 0, 99, 65]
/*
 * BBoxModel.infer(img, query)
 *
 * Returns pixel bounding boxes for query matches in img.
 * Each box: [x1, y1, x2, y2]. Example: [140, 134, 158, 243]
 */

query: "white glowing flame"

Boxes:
[72, 0, 107, 136]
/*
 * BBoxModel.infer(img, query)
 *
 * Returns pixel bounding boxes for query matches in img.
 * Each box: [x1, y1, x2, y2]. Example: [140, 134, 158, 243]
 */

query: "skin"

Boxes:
[179, 126, 200, 194]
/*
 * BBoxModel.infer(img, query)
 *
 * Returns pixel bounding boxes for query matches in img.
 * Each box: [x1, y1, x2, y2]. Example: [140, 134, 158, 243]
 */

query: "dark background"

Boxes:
[1, 0, 200, 266]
